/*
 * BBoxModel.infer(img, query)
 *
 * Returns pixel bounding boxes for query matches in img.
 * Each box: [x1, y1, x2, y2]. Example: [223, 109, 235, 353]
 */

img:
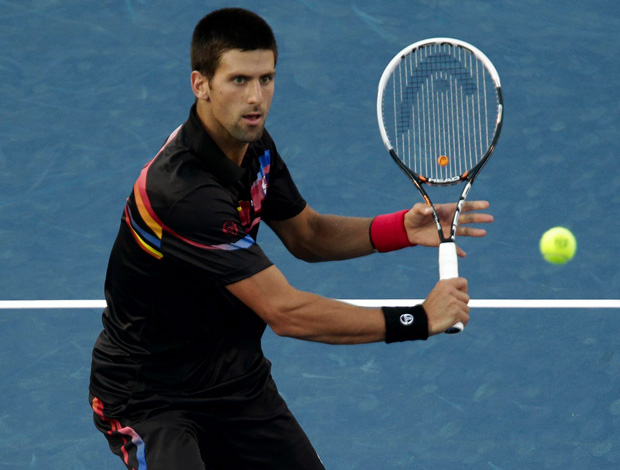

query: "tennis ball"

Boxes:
[539, 227, 577, 264]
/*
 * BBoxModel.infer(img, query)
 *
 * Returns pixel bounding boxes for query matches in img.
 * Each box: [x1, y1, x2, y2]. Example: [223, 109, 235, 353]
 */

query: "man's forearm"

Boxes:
[300, 213, 376, 262]
[268, 206, 376, 262]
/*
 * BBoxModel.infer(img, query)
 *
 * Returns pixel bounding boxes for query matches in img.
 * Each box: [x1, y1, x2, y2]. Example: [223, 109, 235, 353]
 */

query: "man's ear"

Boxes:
[191, 71, 210, 101]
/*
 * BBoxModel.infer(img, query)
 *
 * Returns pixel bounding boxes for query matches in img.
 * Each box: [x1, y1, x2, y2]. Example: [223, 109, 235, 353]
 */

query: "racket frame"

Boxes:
[376, 37, 503, 333]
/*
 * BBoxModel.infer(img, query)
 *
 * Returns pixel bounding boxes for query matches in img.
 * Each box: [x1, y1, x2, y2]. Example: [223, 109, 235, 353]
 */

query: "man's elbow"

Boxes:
[258, 304, 293, 337]
[261, 304, 307, 338]
[284, 241, 326, 263]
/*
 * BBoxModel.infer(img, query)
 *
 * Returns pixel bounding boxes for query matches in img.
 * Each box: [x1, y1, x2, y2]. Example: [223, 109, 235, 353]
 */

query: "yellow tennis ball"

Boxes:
[539, 227, 577, 264]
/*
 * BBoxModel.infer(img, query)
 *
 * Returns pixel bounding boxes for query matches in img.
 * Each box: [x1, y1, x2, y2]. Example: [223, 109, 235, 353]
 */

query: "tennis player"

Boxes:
[89, 8, 493, 469]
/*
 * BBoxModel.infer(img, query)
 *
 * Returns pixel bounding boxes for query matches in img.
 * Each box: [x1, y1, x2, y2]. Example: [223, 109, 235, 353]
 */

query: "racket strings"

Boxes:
[386, 43, 498, 182]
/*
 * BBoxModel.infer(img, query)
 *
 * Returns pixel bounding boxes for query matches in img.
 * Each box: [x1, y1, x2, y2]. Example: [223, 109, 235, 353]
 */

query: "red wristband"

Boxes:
[370, 209, 416, 253]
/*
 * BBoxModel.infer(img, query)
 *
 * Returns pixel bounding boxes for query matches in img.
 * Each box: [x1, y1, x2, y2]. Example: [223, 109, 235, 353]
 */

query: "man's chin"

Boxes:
[240, 127, 265, 143]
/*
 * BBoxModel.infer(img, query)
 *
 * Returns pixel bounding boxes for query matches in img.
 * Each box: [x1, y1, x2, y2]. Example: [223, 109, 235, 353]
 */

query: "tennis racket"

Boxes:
[376, 37, 503, 334]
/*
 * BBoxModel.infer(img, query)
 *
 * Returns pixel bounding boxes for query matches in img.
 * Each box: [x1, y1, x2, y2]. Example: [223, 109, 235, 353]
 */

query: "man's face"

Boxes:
[203, 49, 276, 149]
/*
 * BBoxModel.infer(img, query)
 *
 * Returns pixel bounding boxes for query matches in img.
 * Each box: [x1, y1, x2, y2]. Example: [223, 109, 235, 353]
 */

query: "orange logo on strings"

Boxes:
[438, 155, 449, 166]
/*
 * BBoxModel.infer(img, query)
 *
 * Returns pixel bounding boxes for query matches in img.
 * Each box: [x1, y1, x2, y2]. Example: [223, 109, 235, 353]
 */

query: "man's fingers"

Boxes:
[461, 200, 490, 212]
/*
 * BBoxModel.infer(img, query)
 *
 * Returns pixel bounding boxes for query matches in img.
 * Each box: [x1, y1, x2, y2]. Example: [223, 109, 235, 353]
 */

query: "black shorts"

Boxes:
[89, 380, 325, 470]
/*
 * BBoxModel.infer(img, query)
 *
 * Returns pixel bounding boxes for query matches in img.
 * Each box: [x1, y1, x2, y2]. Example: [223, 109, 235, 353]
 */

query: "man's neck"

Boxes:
[195, 101, 248, 166]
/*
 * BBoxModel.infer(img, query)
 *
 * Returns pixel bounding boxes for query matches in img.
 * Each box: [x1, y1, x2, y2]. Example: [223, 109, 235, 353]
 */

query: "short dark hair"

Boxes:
[191, 8, 278, 79]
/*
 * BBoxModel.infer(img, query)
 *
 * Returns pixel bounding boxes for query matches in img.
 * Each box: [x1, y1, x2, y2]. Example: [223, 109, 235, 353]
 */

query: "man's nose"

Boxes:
[247, 80, 263, 104]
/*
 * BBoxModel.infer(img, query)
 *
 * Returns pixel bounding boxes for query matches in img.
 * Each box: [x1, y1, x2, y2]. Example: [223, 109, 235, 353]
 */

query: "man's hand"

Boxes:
[423, 278, 470, 336]
[404, 201, 493, 257]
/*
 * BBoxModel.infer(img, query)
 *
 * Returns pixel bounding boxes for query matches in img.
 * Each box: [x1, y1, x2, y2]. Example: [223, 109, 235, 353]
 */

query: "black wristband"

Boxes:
[382, 305, 428, 343]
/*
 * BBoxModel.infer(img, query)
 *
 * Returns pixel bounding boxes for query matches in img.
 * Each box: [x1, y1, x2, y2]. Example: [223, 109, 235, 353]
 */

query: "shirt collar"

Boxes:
[184, 104, 245, 186]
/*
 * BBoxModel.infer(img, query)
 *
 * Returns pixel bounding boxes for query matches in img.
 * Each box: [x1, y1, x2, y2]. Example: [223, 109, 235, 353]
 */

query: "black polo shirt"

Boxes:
[89, 105, 306, 407]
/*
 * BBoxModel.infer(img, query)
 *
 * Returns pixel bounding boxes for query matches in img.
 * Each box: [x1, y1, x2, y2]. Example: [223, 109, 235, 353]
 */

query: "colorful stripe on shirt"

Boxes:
[125, 125, 261, 259]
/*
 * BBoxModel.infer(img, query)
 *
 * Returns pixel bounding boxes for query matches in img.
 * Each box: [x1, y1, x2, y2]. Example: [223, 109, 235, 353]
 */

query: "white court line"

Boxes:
[343, 299, 620, 309]
[0, 300, 107, 309]
[0, 299, 619, 309]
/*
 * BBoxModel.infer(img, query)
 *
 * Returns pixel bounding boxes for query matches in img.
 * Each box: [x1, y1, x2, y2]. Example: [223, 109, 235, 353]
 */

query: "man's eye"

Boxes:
[260, 76, 272, 84]
[233, 77, 246, 84]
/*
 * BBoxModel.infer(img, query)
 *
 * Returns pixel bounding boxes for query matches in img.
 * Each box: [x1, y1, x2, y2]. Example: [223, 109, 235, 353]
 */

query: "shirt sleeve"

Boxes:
[260, 134, 307, 222]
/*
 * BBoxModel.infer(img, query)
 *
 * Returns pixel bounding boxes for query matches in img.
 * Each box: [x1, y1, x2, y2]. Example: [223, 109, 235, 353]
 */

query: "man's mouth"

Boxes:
[243, 113, 262, 125]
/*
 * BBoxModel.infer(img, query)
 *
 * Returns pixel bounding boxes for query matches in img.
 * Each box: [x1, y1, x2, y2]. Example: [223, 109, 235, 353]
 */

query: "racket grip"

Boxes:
[439, 242, 459, 280]
[438, 242, 464, 334]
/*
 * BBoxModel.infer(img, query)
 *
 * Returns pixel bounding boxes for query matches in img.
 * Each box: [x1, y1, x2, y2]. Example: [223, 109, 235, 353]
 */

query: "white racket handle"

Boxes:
[439, 242, 464, 334]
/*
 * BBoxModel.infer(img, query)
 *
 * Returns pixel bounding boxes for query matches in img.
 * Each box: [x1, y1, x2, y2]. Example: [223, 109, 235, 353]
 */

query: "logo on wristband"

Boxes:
[400, 313, 415, 326]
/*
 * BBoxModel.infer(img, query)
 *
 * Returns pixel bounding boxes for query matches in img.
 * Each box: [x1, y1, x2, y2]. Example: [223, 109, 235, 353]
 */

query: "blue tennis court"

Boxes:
[1, 0, 619, 468]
